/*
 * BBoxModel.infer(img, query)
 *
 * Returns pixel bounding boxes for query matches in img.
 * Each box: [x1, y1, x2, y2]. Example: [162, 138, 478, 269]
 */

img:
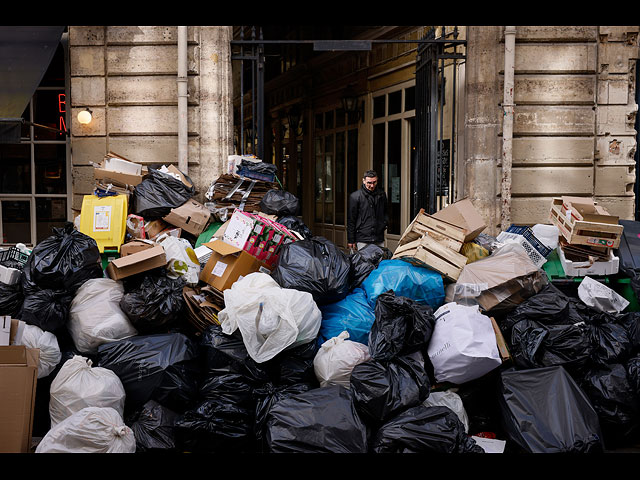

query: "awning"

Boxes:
[0, 26, 65, 142]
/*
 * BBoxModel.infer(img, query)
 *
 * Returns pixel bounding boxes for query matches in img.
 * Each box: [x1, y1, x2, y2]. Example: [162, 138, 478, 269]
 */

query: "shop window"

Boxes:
[0, 40, 69, 246]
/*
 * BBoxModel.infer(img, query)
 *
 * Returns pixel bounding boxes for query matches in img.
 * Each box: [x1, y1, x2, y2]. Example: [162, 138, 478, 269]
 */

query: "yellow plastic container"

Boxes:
[79, 194, 128, 253]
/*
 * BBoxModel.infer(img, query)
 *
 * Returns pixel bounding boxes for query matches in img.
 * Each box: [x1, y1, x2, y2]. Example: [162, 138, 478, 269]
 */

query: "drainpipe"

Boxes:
[501, 26, 516, 231]
[178, 26, 188, 174]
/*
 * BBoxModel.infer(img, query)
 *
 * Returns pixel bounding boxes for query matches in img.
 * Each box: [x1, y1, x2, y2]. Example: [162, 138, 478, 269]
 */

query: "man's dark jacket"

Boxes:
[347, 185, 388, 244]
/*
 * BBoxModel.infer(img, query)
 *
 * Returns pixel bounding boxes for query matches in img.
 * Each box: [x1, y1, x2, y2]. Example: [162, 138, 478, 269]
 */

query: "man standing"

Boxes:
[347, 169, 388, 251]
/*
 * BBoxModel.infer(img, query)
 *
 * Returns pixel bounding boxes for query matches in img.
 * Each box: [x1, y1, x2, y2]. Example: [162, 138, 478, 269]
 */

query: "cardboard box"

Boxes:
[145, 219, 169, 239]
[0, 345, 39, 453]
[106, 245, 167, 280]
[163, 199, 212, 237]
[120, 239, 156, 257]
[94, 166, 144, 187]
[490, 317, 511, 363]
[200, 239, 261, 291]
[431, 198, 487, 243]
[223, 210, 256, 248]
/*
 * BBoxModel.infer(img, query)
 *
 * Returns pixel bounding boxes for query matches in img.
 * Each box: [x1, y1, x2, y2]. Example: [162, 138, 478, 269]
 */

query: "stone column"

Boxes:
[464, 26, 503, 235]
[195, 26, 234, 202]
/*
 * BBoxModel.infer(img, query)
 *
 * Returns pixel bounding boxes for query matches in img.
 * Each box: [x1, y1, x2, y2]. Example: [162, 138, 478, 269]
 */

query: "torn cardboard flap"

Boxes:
[431, 198, 487, 242]
[120, 239, 156, 257]
[561, 196, 619, 225]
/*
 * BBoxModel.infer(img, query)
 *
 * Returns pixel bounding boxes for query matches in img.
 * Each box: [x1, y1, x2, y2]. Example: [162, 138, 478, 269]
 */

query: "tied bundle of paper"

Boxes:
[205, 174, 278, 212]
[549, 196, 623, 277]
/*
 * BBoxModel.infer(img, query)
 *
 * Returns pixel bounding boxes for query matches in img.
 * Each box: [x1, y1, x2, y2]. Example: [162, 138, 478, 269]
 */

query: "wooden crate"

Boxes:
[392, 233, 468, 281]
[398, 209, 466, 252]
[549, 197, 623, 249]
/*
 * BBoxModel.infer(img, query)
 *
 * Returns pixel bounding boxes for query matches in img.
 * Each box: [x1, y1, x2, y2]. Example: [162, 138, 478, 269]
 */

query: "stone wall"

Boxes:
[68, 26, 233, 212]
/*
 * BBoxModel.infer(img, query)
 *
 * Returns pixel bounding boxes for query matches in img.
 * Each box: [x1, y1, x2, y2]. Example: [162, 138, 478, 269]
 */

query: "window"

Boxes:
[371, 83, 415, 237]
[314, 107, 358, 230]
[0, 39, 69, 246]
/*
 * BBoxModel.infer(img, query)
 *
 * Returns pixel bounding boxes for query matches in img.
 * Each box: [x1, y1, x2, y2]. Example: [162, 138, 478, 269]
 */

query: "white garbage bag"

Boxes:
[35, 407, 136, 453]
[68, 278, 138, 354]
[578, 276, 630, 314]
[49, 355, 126, 427]
[219, 272, 322, 363]
[16, 323, 61, 378]
[423, 389, 470, 433]
[427, 302, 502, 385]
[156, 233, 200, 286]
[313, 331, 371, 388]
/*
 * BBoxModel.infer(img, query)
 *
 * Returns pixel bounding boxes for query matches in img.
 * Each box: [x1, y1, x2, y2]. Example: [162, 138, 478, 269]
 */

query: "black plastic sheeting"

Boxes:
[265, 384, 369, 453]
[259, 189, 299, 217]
[371, 405, 485, 453]
[133, 167, 195, 219]
[497, 366, 605, 453]
[270, 236, 351, 306]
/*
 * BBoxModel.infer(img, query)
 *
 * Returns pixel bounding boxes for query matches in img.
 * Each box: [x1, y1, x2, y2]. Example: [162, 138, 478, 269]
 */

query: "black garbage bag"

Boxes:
[455, 370, 504, 436]
[350, 350, 430, 425]
[119, 271, 186, 334]
[240, 159, 277, 175]
[19, 286, 74, 333]
[509, 319, 595, 373]
[22, 222, 102, 293]
[127, 400, 180, 452]
[578, 362, 640, 445]
[617, 312, 640, 353]
[270, 236, 351, 306]
[259, 189, 299, 217]
[0, 281, 23, 317]
[97, 333, 201, 414]
[265, 384, 369, 453]
[368, 292, 436, 363]
[498, 366, 605, 453]
[627, 354, 640, 395]
[199, 324, 271, 384]
[253, 382, 316, 452]
[501, 283, 589, 342]
[276, 215, 313, 239]
[133, 167, 195, 219]
[349, 243, 392, 289]
[174, 397, 255, 453]
[588, 321, 633, 367]
[371, 405, 485, 453]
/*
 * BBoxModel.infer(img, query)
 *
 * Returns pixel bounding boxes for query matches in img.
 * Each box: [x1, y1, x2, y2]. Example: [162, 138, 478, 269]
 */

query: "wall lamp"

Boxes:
[341, 89, 364, 123]
[77, 108, 93, 125]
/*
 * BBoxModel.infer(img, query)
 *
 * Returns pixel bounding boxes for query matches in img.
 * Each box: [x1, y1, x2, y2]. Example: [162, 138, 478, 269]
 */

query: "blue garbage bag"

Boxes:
[361, 259, 445, 310]
[318, 288, 375, 346]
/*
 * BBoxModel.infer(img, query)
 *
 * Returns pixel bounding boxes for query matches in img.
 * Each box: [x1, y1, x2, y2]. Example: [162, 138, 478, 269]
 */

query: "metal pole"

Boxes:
[177, 26, 188, 174]
[501, 26, 516, 231]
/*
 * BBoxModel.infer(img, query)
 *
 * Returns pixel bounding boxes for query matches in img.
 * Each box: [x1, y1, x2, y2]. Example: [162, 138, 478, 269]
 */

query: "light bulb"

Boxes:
[77, 109, 92, 125]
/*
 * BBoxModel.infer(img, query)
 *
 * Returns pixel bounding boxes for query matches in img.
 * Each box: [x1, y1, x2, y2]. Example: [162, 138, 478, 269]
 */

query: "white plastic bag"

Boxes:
[16, 323, 61, 378]
[35, 407, 136, 453]
[423, 389, 470, 433]
[313, 331, 371, 388]
[155, 233, 200, 286]
[427, 302, 502, 385]
[578, 276, 630, 314]
[49, 355, 126, 427]
[219, 272, 322, 363]
[68, 278, 138, 354]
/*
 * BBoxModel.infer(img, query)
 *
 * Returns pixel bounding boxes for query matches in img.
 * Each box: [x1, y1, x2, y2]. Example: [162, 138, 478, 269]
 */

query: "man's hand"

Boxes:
[348, 243, 356, 251]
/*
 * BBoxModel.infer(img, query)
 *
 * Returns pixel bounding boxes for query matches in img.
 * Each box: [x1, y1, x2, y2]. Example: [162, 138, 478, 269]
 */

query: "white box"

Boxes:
[223, 211, 255, 249]
[558, 246, 619, 277]
[103, 156, 142, 175]
[0, 264, 21, 285]
[0, 316, 11, 346]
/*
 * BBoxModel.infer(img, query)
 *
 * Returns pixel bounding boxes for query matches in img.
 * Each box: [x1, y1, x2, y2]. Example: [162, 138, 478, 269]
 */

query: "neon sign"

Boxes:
[58, 93, 66, 135]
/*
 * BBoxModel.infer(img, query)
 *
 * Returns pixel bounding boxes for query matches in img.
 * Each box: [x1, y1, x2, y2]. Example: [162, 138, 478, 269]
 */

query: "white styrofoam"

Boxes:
[0, 264, 21, 285]
[558, 246, 619, 277]
[103, 157, 142, 175]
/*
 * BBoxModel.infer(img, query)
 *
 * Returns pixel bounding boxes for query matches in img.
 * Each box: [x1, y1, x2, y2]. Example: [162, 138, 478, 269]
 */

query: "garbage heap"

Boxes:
[1, 160, 639, 453]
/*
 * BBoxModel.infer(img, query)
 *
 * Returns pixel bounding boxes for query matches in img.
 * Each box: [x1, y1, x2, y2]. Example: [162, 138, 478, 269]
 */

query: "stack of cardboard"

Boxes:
[392, 198, 487, 281]
[549, 196, 623, 276]
[93, 152, 147, 198]
[206, 173, 278, 213]
[182, 285, 224, 332]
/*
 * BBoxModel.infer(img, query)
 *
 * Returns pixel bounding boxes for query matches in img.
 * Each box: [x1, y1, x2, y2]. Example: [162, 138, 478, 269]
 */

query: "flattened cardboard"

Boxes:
[432, 198, 487, 243]
[145, 219, 169, 239]
[0, 345, 39, 453]
[163, 199, 211, 236]
[200, 239, 261, 291]
[120, 239, 156, 257]
[106, 244, 167, 280]
[94, 166, 144, 187]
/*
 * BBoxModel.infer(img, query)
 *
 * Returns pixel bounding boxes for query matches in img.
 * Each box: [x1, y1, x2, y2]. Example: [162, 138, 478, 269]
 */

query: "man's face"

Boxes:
[363, 176, 378, 192]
